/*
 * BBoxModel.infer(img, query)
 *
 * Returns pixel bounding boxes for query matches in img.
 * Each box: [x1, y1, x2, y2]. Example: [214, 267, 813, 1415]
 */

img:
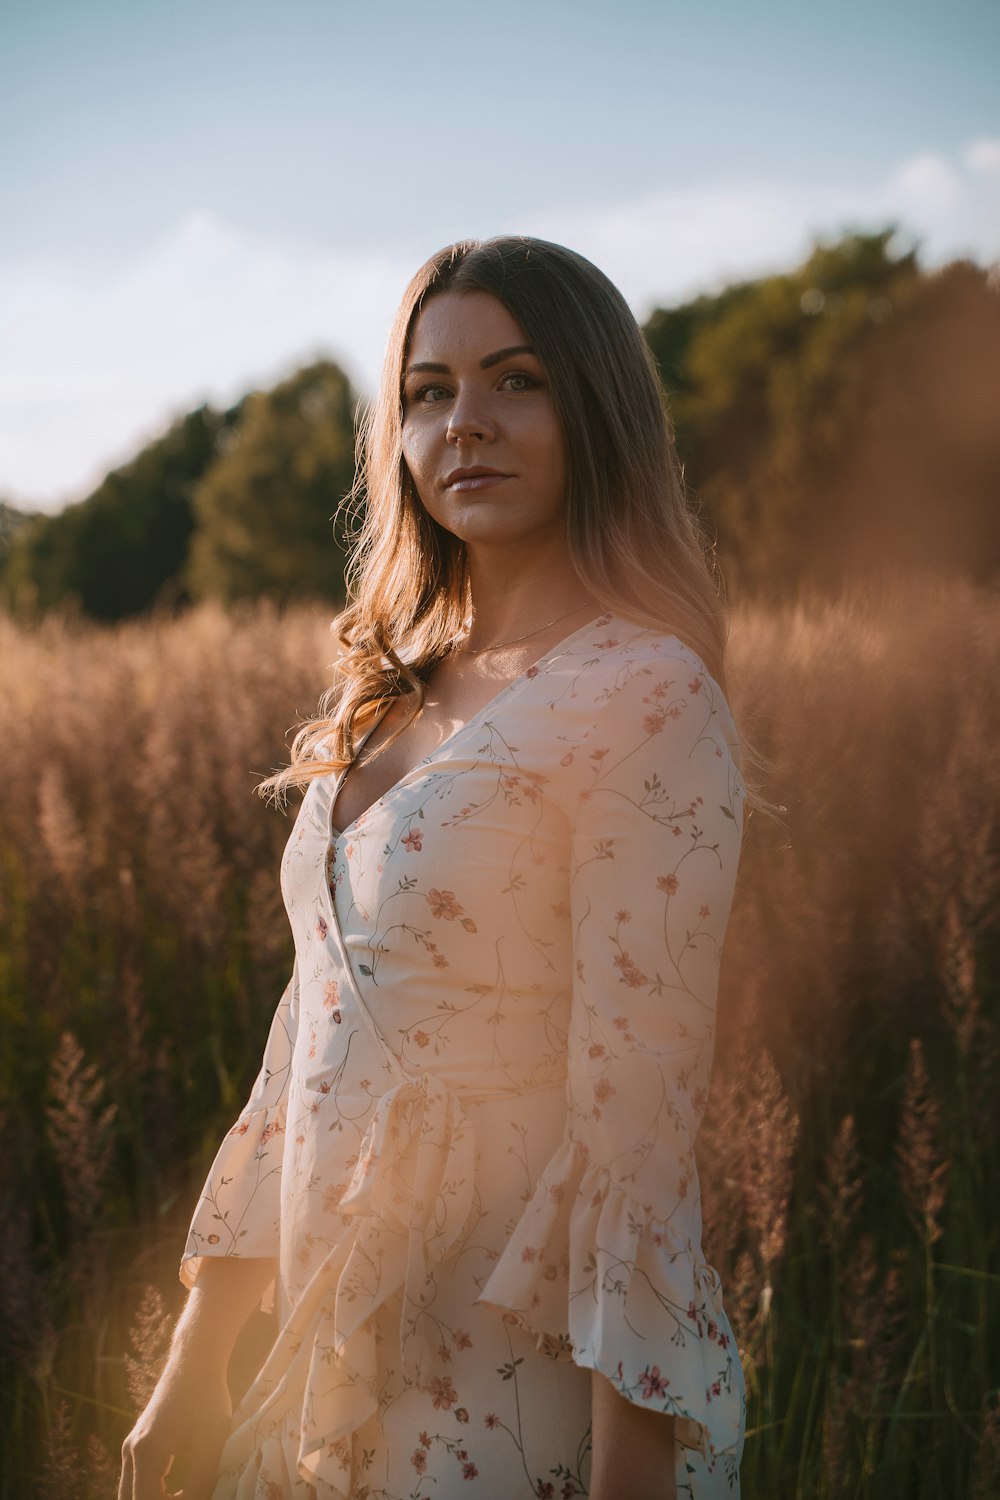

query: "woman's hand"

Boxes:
[590, 1369, 677, 1500]
[118, 1256, 277, 1500]
[118, 1361, 231, 1500]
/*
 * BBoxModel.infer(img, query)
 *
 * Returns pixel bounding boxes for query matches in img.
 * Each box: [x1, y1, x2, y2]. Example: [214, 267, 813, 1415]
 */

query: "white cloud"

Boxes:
[0, 216, 414, 509]
[527, 143, 999, 319]
[964, 137, 1000, 174]
[886, 150, 964, 218]
[2, 140, 999, 512]
[518, 183, 818, 316]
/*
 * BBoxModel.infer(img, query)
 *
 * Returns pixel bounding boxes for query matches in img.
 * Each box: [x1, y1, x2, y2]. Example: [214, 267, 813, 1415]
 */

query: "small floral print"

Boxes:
[411, 1448, 427, 1475]
[462, 1461, 479, 1479]
[639, 1364, 670, 1399]
[327, 1437, 351, 1469]
[427, 888, 464, 920]
[657, 873, 679, 895]
[402, 829, 423, 852]
[323, 980, 340, 1010]
[455, 1406, 469, 1423]
[322, 1182, 346, 1213]
[430, 1375, 458, 1410]
[484, 1413, 499, 1429]
[613, 951, 649, 988]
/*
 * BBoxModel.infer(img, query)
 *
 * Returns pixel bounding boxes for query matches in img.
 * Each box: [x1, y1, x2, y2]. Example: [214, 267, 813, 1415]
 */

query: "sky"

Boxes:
[1, 0, 998, 513]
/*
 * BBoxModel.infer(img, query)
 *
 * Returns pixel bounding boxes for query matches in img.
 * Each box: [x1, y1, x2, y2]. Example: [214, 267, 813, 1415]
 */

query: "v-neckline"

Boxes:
[325, 612, 610, 846]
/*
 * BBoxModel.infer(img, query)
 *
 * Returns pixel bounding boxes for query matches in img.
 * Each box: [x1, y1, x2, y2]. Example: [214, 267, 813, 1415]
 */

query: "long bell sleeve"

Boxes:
[480, 645, 746, 1475]
[180, 960, 299, 1288]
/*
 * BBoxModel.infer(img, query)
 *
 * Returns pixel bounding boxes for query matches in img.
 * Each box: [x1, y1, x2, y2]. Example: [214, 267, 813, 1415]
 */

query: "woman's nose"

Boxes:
[446, 389, 495, 445]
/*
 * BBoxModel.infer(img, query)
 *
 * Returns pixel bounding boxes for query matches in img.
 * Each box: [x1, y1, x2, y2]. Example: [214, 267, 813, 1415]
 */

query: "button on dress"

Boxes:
[181, 614, 747, 1498]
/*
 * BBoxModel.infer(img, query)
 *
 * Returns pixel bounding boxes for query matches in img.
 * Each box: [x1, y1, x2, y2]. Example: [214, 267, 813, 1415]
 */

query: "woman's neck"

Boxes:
[463, 546, 596, 650]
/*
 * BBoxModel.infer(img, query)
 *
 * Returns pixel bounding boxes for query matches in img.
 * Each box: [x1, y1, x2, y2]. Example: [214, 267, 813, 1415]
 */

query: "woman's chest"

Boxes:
[284, 703, 584, 966]
[283, 727, 578, 1089]
[330, 663, 527, 836]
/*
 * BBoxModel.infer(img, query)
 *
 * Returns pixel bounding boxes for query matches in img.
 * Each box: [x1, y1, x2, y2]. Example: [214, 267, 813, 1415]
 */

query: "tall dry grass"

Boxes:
[704, 571, 1000, 1495]
[0, 577, 997, 1496]
[0, 598, 334, 1494]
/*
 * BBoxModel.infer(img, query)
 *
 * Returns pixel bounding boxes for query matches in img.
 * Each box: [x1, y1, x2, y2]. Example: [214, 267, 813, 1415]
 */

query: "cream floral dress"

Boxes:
[181, 614, 747, 1499]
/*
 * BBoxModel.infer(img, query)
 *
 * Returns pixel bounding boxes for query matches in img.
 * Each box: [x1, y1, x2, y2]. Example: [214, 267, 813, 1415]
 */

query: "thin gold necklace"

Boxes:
[452, 602, 593, 657]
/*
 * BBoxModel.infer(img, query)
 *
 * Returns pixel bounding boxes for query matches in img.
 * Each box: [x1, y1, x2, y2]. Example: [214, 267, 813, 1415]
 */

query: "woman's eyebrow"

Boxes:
[480, 343, 536, 369]
[405, 344, 537, 377]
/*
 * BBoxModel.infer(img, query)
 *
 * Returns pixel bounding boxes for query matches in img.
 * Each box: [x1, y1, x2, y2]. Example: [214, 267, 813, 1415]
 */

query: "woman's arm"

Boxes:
[118, 1255, 277, 1500]
[591, 1370, 677, 1500]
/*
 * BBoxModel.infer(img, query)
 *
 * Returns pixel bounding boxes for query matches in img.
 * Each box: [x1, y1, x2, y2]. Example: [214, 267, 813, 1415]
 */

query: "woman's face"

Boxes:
[401, 290, 567, 554]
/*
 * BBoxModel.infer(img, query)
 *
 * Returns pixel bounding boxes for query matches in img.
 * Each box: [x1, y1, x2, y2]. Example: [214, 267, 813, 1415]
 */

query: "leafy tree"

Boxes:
[0, 500, 31, 567]
[184, 360, 358, 607]
[1, 407, 233, 620]
[815, 258, 1000, 588]
[644, 228, 927, 595]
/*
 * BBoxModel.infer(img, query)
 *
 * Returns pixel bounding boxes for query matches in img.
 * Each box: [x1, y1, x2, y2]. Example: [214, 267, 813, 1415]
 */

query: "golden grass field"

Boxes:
[1, 576, 997, 1498]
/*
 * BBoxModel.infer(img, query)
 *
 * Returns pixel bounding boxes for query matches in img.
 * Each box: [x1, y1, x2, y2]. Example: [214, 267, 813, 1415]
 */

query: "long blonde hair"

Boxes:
[259, 236, 731, 805]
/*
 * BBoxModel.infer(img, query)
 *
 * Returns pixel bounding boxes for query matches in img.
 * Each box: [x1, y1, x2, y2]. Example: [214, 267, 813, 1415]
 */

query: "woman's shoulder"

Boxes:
[549, 613, 740, 763]
[557, 613, 721, 694]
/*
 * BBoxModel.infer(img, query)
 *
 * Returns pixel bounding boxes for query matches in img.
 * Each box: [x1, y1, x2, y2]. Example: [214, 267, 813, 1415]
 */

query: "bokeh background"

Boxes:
[1, 2, 998, 1496]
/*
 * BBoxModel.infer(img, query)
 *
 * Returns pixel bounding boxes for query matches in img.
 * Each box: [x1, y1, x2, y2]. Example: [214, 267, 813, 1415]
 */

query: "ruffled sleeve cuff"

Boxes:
[478, 1137, 744, 1476]
[179, 1097, 286, 1290]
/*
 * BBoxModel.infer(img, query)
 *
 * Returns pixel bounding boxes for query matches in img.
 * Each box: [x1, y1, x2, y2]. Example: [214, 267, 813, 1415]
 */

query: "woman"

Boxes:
[119, 237, 746, 1500]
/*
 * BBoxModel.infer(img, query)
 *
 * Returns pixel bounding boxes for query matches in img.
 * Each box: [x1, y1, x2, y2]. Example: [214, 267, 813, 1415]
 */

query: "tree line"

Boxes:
[2, 227, 998, 620]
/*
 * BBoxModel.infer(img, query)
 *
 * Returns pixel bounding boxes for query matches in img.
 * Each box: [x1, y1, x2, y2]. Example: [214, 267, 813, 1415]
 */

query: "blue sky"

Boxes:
[2, 0, 998, 510]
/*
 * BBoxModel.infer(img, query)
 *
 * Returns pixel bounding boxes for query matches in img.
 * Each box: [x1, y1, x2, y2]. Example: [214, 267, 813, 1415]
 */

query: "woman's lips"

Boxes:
[446, 465, 512, 489]
[447, 473, 511, 492]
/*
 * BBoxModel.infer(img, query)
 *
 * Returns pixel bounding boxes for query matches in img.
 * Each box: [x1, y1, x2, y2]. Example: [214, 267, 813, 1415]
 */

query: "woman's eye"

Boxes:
[406, 382, 450, 404]
[500, 372, 537, 392]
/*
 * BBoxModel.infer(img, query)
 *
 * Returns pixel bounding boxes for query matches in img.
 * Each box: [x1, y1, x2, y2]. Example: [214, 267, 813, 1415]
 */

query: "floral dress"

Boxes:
[181, 614, 747, 1499]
